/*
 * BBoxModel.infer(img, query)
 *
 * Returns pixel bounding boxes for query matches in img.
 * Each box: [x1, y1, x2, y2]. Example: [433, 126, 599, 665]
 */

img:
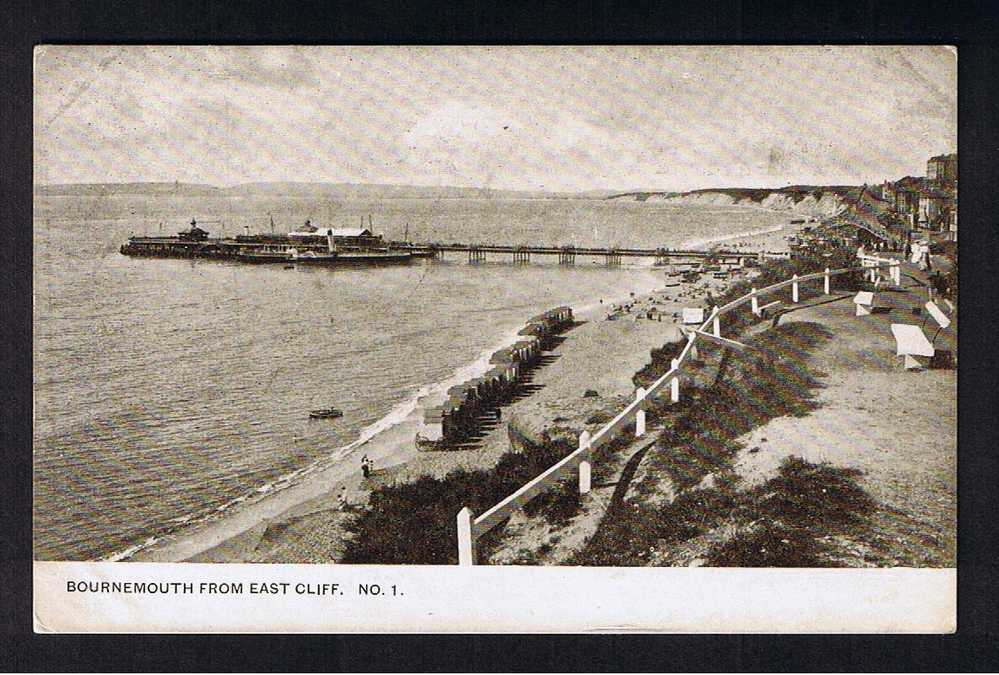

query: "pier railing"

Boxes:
[455, 257, 900, 565]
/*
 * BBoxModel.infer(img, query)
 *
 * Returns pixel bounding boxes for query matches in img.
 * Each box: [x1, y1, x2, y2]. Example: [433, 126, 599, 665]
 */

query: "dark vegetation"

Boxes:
[704, 457, 875, 566]
[633, 340, 685, 389]
[571, 321, 833, 566]
[569, 453, 877, 567]
[340, 434, 576, 564]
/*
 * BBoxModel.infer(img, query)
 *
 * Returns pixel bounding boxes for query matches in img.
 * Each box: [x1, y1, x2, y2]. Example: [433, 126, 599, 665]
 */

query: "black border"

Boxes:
[3, 0, 999, 671]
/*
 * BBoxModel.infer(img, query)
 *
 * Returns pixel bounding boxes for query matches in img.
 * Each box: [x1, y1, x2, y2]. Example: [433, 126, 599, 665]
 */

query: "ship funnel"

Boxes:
[244, 225, 250, 236]
[327, 231, 336, 254]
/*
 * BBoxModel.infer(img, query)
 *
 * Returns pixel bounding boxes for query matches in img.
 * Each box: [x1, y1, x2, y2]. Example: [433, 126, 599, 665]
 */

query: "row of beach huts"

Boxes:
[415, 306, 574, 450]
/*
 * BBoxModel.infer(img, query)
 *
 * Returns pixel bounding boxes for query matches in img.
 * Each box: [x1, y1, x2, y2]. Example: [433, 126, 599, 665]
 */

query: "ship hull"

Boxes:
[120, 238, 415, 267]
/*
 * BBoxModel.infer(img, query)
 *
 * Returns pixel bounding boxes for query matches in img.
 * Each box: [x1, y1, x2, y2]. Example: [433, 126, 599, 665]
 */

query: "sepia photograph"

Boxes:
[31, 45, 957, 632]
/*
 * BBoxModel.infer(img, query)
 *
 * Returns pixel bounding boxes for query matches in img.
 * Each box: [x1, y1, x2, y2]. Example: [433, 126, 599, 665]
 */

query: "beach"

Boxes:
[131, 221, 800, 563]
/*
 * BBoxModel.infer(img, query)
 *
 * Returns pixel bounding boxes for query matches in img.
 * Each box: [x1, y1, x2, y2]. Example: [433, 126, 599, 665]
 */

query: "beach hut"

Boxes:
[490, 348, 514, 365]
[555, 306, 574, 328]
[514, 339, 536, 364]
[439, 401, 459, 439]
[421, 407, 446, 442]
[446, 395, 471, 434]
[504, 362, 520, 387]
[469, 377, 488, 404]
[484, 367, 505, 400]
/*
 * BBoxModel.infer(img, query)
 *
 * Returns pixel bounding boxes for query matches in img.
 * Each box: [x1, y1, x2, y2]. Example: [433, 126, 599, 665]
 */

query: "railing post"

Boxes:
[635, 387, 646, 437]
[578, 430, 592, 495]
[712, 307, 720, 338]
[792, 274, 799, 303]
[579, 460, 591, 495]
[457, 506, 475, 566]
[824, 268, 830, 295]
[751, 287, 759, 316]
[670, 359, 680, 402]
[688, 332, 699, 361]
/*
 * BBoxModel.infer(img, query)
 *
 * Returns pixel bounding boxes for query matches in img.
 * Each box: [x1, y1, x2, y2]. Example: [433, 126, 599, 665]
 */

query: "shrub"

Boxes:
[703, 456, 874, 567]
[341, 436, 575, 564]
[633, 339, 685, 388]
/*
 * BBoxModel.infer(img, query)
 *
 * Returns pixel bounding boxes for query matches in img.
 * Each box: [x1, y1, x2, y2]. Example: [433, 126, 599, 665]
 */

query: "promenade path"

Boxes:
[724, 257, 956, 565]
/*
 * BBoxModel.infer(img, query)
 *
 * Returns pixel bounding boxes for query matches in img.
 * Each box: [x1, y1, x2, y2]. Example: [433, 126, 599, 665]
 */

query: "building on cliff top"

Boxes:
[927, 153, 958, 182]
[881, 152, 957, 234]
[918, 184, 956, 229]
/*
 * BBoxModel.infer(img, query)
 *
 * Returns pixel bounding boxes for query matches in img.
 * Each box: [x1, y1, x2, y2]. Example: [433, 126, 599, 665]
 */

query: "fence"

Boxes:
[455, 258, 900, 565]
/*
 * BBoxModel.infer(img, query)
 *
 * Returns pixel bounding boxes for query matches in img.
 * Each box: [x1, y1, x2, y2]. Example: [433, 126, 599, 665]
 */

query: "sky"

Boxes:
[33, 46, 957, 193]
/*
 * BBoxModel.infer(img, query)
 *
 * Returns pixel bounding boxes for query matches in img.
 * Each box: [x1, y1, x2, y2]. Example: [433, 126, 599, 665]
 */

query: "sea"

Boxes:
[32, 195, 789, 561]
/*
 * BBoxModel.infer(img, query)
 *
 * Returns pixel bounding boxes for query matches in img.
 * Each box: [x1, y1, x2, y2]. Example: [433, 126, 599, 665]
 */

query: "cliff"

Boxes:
[608, 185, 862, 220]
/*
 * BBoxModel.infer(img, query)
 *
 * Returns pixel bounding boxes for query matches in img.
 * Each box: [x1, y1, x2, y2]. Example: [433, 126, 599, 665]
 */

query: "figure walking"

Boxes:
[361, 455, 371, 479]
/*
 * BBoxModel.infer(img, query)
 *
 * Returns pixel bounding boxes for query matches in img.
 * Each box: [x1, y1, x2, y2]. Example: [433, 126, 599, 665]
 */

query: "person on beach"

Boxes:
[361, 455, 370, 479]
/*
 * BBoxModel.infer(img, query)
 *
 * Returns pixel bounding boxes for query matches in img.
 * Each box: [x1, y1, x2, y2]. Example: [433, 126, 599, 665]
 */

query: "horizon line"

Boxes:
[33, 178, 884, 195]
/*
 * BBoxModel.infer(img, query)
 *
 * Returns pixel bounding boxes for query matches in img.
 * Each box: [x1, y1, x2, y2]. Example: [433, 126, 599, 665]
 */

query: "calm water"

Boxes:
[33, 196, 787, 560]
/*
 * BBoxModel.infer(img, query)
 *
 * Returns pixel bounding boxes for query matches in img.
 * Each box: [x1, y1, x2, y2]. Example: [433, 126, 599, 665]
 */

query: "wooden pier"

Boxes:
[399, 242, 767, 267]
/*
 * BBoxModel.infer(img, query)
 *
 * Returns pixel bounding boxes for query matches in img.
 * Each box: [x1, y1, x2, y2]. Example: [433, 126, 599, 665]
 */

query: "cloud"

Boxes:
[34, 46, 956, 191]
[404, 101, 510, 149]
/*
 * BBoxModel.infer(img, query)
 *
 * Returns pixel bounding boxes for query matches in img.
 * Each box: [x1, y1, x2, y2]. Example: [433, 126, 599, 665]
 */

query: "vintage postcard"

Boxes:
[32, 45, 956, 633]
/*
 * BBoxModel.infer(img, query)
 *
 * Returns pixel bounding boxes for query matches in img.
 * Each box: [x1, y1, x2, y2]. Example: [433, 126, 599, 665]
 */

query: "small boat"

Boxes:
[309, 408, 343, 419]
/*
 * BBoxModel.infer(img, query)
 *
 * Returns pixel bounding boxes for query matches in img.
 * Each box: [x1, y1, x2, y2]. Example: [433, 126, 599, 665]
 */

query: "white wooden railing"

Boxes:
[456, 258, 900, 565]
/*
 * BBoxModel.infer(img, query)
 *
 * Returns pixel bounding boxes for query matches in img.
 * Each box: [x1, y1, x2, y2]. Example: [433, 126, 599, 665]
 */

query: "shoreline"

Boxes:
[127, 265, 665, 563]
[127, 218, 801, 564]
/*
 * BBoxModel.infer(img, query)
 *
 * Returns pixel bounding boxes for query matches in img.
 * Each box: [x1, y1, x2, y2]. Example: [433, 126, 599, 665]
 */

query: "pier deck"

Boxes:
[395, 242, 769, 265]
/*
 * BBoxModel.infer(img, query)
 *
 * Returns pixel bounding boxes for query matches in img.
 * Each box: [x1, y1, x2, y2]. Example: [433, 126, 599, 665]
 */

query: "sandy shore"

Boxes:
[131, 220, 802, 563]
